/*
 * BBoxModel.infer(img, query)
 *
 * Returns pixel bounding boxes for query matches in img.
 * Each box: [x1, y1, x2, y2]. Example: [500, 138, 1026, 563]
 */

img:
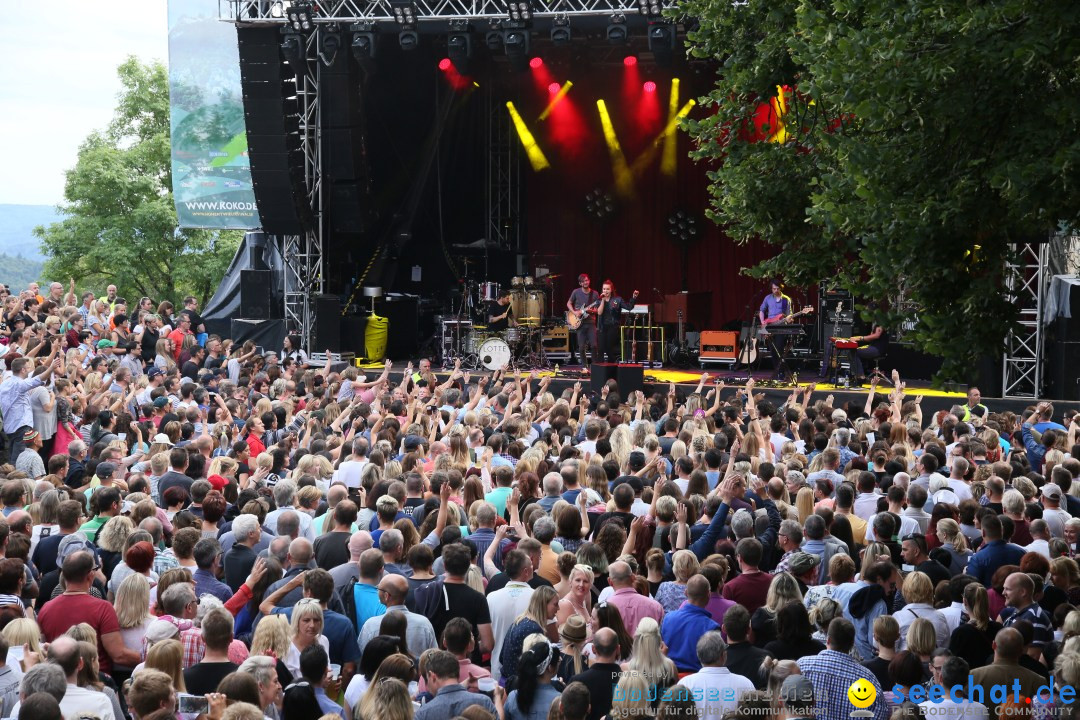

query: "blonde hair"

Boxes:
[766, 572, 804, 614]
[3, 618, 42, 655]
[611, 673, 654, 718]
[671, 550, 700, 584]
[901, 571, 933, 605]
[116, 573, 152, 629]
[146, 639, 186, 692]
[936, 518, 968, 552]
[96, 515, 135, 553]
[289, 599, 324, 640]
[208, 456, 239, 479]
[358, 677, 414, 720]
[252, 614, 291, 658]
[519, 586, 558, 627]
[625, 617, 677, 688]
[795, 487, 815, 523]
[906, 618, 936, 657]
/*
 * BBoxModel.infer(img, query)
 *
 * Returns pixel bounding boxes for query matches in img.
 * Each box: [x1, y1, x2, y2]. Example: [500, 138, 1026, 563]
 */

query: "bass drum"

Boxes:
[478, 337, 512, 370]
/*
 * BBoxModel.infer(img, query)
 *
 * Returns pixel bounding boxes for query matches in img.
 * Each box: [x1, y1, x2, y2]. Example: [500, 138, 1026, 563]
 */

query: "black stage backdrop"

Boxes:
[322, 43, 777, 331]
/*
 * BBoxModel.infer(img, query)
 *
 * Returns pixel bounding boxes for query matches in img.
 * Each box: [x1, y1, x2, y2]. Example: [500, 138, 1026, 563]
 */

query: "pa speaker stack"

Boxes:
[238, 27, 314, 235]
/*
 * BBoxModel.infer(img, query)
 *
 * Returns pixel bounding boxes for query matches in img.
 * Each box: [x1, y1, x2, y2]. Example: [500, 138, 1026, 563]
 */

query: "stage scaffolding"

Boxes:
[1002, 239, 1048, 399]
[221, 0, 647, 23]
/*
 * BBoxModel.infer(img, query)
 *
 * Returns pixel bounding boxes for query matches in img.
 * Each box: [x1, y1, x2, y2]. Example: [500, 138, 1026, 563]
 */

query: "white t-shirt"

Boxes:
[333, 459, 368, 489]
[284, 636, 330, 680]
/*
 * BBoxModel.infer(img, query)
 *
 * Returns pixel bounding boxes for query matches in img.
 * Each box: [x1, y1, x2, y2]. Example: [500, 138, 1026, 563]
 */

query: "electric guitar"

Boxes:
[566, 299, 601, 330]
[668, 309, 691, 365]
[761, 305, 815, 326]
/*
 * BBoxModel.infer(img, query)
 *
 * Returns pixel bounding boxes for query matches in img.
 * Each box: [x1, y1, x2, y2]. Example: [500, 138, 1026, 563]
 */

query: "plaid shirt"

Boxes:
[154, 547, 181, 576]
[797, 650, 890, 720]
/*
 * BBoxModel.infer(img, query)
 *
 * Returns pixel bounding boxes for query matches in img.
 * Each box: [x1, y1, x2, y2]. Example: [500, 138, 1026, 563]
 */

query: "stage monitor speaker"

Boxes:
[312, 295, 341, 352]
[590, 363, 618, 394]
[700, 330, 738, 360]
[590, 363, 644, 396]
[230, 319, 285, 354]
[237, 26, 314, 235]
[376, 296, 420, 358]
[240, 269, 272, 319]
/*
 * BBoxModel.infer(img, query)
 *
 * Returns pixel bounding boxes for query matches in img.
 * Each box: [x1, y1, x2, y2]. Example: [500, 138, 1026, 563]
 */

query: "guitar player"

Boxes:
[567, 273, 600, 369]
[758, 280, 794, 377]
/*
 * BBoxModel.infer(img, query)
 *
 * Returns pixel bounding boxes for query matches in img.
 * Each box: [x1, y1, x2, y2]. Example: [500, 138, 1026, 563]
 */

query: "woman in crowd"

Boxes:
[555, 564, 594, 640]
[115, 573, 154, 664]
[556, 615, 589, 684]
[764, 602, 825, 661]
[949, 583, 1001, 670]
[500, 587, 559, 686]
[622, 617, 677, 692]
[656, 549, 700, 613]
[504, 636, 563, 720]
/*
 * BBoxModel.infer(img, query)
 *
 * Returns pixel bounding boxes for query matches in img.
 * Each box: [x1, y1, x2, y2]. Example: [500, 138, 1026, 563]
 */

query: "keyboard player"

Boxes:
[823, 324, 889, 383]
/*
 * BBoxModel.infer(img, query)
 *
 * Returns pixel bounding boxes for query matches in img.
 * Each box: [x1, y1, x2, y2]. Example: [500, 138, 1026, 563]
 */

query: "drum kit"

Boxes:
[441, 272, 560, 370]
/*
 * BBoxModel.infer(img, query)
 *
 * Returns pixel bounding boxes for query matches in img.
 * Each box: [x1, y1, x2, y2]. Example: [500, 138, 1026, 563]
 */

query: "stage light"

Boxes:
[447, 21, 473, 72]
[648, 21, 676, 66]
[390, 0, 418, 28]
[281, 33, 307, 76]
[506, 102, 550, 171]
[606, 15, 628, 45]
[485, 21, 504, 51]
[548, 82, 561, 94]
[661, 77, 680, 174]
[550, 15, 571, 45]
[319, 26, 342, 67]
[539, 80, 573, 121]
[286, 1, 314, 33]
[637, 0, 662, 18]
[439, 58, 452, 70]
[644, 81, 656, 92]
[597, 99, 633, 197]
[505, 0, 533, 23]
[585, 189, 616, 221]
[623, 55, 637, 67]
[399, 30, 419, 50]
[350, 23, 378, 70]
[529, 57, 543, 69]
[503, 27, 531, 71]
[667, 210, 700, 242]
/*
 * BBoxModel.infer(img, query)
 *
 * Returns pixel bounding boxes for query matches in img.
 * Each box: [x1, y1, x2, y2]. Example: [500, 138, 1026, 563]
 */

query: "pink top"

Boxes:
[607, 586, 665, 634]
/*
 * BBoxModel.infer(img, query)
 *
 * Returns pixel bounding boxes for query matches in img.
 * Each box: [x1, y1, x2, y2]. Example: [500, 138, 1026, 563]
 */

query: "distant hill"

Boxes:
[0, 254, 44, 290]
[0, 204, 61, 262]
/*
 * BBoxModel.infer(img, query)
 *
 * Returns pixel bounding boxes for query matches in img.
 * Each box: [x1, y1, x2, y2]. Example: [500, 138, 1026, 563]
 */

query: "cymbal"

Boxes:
[518, 317, 541, 322]
[473, 325, 487, 330]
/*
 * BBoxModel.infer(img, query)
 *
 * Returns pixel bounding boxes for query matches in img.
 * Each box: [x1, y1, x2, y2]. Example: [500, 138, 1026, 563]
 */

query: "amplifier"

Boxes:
[699, 330, 738, 360]
[542, 326, 569, 353]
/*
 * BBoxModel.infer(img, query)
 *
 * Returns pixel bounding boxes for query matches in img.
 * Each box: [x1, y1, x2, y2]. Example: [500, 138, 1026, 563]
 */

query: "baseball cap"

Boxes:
[1042, 483, 1062, 500]
[780, 674, 816, 705]
[96, 462, 117, 479]
[145, 619, 180, 645]
[788, 552, 821, 576]
[152, 397, 169, 409]
[58, 533, 100, 568]
[96, 339, 117, 349]
[151, 433, 174, 446]
[147, 367, 164, 378]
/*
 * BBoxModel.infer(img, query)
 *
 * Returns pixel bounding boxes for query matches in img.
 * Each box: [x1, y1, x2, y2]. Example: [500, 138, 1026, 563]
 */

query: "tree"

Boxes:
[35, 57, 241, 305]
[680, 0, 1080, 383]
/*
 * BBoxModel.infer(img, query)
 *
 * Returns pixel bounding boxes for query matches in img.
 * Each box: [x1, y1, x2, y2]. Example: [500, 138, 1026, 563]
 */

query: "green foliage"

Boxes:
[0, 254, 44, 291]
[680, 0, 1080, 383]
[34, 57, 241, 305]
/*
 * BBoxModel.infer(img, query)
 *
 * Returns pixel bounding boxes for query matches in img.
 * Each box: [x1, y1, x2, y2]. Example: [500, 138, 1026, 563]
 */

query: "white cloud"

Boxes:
[0, 0, 169, 206]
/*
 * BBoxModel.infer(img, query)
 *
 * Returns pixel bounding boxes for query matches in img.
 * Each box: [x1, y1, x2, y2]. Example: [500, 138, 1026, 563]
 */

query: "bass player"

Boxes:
[567, 273, 600, 370]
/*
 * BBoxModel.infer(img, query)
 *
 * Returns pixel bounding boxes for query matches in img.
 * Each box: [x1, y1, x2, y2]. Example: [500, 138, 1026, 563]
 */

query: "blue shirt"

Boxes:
[965, 540, 1026, 587]
[415, 684, 497, 720]
[193, 568, 233, 604]
[797, 650, 890, 720]
[661, 604, 720, 672]
[271, 606, 362, 665]
[353, 583, 386, 631]
[313, 686, 347, 720]
[759, 293, 790, 322]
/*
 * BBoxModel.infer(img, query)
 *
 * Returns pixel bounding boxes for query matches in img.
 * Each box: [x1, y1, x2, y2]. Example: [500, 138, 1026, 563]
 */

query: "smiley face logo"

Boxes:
[847, 678, 876, 709]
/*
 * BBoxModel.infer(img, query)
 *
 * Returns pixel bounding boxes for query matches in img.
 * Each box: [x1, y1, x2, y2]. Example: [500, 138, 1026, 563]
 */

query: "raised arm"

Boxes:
[259, 570, 306, 616]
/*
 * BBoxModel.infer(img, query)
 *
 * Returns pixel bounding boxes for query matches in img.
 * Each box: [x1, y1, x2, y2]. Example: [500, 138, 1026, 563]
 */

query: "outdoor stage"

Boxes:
[352, 361, 1079, 417]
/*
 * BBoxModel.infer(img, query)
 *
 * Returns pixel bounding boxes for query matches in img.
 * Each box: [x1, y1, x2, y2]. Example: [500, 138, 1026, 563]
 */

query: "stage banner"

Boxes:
[168, 0, 259, 229]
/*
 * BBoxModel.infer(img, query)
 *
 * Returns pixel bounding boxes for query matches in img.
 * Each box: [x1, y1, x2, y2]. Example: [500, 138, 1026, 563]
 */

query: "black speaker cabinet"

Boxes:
[589, 363, 644, 397]
[240, 269, 272, 320]
[312, 295, 341, 352]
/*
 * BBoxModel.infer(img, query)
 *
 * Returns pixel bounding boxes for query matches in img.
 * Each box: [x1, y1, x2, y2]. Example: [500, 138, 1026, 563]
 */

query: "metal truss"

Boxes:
[221, 0, 647, 24]
[486, 83, 521, 250]
[281, 30, 325, 349]
[1002, 240, 1048, 399]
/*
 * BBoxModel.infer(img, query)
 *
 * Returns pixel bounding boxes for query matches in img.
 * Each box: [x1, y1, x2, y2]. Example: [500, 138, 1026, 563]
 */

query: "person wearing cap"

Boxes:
[779, 673, 818, 720]
[1040, 482, 1071, 539]
[136, 367, 165, 407]
[555, 614, 589, 683]
[661, 575, 721, 673]
[0, 351, 60, 465]
[13, 430, 45, 479]
[786, 552, 822, 593]
[678, 631, 754, 718]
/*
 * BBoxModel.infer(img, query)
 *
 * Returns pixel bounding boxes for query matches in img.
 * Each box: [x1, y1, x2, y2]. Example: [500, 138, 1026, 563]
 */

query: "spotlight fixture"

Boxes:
[399, 30, 420, 50]
[505, 0, 533, 23]
[667, 210, 700, 242]
[648, 21, 676, 66]
[447, 20, 472, 72]
[280, 32, 307, 76]
[585, 189, 616, 221]
[636, 0, 662, 18]
[606, 15, 628, 45]
[550, 15, 571, 45]
[285, 0, 314, 33]
[319, 25, 342, 67]
[350, 23, 378, 72]
[503, 25, 531, 71]
[390, 0, 418, 28]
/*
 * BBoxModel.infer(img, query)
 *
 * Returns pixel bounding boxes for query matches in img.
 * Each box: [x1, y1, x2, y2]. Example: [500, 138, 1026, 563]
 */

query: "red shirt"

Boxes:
[167, 328, 189, 360]
[720, 571, 774, 615]
[245, 433, 266, 456]
[38, 592, 122, 674]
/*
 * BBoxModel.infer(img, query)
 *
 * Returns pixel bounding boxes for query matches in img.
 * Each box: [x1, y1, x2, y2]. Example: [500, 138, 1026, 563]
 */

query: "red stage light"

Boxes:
[438, 58, 452, 71]
[529, 57, 544, 69]
[548, 82, 561, 94]
[643, 81, 657, 92]
[623, 56, 637, 67]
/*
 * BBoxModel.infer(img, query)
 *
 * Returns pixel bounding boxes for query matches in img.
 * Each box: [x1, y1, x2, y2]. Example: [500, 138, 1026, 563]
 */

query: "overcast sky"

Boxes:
[0, 1, 170, 206]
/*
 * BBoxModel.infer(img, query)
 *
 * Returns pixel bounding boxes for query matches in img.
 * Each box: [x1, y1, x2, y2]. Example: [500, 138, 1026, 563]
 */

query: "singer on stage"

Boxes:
[596, 281, 639, 363]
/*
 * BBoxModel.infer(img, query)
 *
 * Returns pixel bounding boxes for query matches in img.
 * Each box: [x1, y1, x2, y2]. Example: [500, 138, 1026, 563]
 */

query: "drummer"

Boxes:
[487, 290, 516, 331]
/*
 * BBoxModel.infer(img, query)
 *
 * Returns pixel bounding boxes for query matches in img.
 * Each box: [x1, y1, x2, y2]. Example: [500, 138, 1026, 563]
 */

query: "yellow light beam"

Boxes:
[596, 99, 634, 198]
[506, 101, 550, 171]
[661, 78, 681, 175]
[538, 80, 573, 122]
[629, 99, 697, 176]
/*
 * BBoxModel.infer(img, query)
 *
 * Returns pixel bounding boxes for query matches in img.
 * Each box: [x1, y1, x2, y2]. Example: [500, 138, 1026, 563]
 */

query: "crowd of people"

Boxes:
[1, 279, 1080, 720]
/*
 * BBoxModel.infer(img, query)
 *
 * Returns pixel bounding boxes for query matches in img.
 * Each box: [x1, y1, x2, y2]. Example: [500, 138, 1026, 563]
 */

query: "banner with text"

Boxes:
[168, 0, 259, 229]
